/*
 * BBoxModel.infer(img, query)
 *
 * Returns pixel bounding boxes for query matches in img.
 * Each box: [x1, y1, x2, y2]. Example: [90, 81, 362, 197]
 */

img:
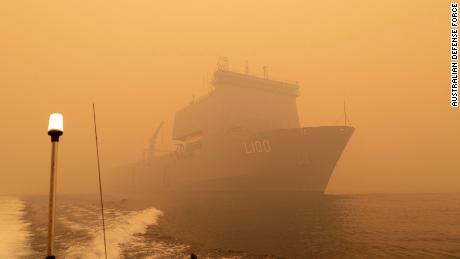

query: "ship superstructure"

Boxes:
[107, 67, 354, 193]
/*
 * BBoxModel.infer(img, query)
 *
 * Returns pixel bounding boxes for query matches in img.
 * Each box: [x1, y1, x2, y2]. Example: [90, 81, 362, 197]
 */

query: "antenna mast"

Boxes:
[344, 101, 348, 126]
[263, 66, 269, 79]
[217, 56, 229, 71]
[92, 104, 108, 259]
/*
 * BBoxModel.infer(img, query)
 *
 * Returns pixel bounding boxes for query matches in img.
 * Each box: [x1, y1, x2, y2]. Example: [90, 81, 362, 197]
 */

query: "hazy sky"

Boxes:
[1, 1, 458, 194]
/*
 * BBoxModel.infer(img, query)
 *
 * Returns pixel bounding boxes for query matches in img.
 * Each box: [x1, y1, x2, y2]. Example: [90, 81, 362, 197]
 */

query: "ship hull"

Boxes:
[107, 126, 354, 194]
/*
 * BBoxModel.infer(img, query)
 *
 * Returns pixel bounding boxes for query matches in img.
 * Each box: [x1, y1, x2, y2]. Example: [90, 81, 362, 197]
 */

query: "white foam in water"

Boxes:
[0, 197, 33, 259]
[65, 207, 163, 258]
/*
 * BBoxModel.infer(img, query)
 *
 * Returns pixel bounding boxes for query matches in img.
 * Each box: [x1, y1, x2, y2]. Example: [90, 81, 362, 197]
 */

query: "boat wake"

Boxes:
[0, 197, 33, 259]
[63, 207, 163, 259]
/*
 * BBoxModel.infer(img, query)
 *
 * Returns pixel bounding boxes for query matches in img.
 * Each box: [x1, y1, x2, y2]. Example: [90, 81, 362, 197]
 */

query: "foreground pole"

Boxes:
[46, 113, 63, 259]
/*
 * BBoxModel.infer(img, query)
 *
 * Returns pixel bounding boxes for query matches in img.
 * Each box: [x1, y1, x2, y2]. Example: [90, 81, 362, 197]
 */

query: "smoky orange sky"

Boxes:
[1, 1, 458, 195]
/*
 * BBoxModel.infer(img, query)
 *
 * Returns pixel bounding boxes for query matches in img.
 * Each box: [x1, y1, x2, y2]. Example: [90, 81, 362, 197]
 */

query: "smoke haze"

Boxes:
[1, 1, 458, 194]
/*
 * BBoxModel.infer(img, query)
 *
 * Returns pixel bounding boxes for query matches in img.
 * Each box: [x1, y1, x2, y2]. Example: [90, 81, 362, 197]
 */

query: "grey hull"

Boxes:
[107, 126, 354, 194]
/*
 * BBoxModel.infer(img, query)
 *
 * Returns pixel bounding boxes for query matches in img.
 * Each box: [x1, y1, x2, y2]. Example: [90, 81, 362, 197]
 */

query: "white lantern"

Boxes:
[48, 113, 63, 142]
[48, 113, 64, 133]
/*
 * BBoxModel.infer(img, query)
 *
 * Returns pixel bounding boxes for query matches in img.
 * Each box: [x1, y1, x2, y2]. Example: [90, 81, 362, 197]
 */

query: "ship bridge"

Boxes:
[173, 69, 301, 141]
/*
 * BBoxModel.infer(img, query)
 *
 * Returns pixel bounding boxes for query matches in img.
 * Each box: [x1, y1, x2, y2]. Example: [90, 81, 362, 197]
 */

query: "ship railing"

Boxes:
[217, 68, 299, 87]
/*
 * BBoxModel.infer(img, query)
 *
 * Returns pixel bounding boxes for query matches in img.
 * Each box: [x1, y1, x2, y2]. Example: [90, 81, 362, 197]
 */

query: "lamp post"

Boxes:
[46, 113, 63, 259]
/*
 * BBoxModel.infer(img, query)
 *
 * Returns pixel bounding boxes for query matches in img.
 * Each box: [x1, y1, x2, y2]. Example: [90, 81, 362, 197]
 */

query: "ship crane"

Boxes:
[145, 121, 164, 160]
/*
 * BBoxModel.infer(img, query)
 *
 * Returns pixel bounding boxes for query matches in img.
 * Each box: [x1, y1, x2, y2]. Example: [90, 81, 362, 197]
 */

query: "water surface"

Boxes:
[1, 193, 459, 258]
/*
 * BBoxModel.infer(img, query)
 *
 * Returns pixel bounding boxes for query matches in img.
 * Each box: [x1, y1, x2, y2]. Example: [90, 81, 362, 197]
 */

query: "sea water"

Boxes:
[1, 193, 459, 258]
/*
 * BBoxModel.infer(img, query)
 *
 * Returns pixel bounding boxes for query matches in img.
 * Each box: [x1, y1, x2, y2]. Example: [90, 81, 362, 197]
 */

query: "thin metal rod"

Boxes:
[47, 142, 58, 257]
[93, 103, 108, 259]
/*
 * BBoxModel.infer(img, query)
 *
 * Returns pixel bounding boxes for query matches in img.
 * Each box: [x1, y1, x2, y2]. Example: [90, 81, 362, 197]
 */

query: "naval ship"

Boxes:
[107, 67, 354, 194]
